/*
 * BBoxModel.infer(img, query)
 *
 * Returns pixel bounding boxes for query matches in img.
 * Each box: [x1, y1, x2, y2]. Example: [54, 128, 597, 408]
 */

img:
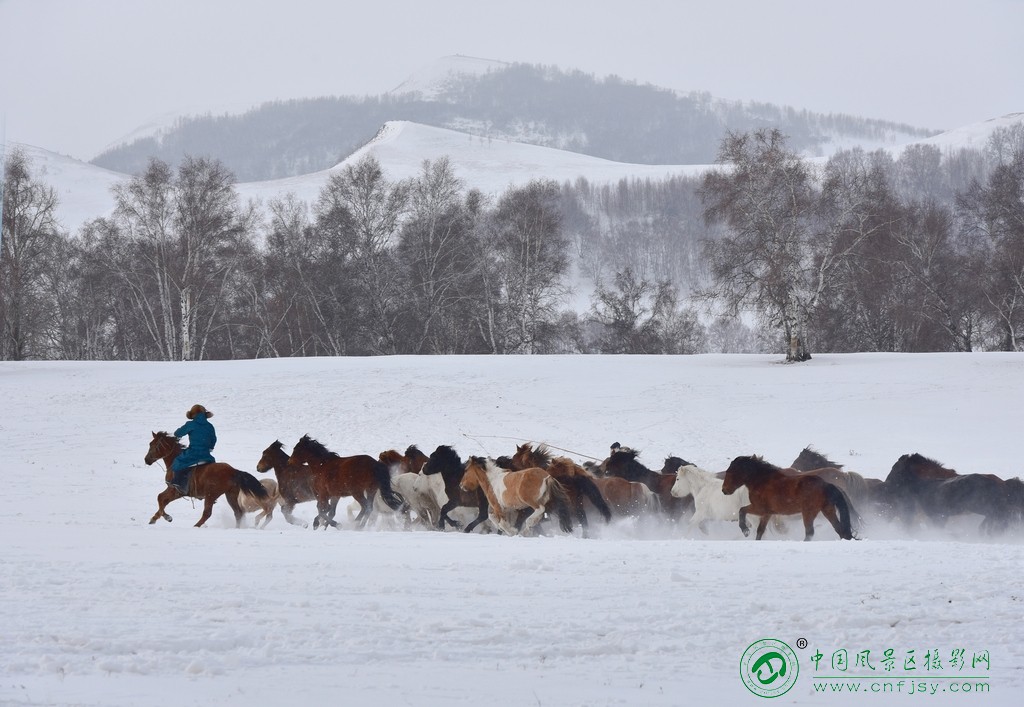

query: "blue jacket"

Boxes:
[172, 415, 217, 471]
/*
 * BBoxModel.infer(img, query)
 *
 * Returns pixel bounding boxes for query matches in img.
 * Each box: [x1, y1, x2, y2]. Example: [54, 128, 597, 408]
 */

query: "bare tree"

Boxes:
[699, 129, 820, 361]
[589, 267, 703, 353]
[959, 147, 1024, 350]
[1, 148, 62, 360]
[397, 158, 487, 353]
[481, 179, 569, 354]
[107, 157, 254, 360]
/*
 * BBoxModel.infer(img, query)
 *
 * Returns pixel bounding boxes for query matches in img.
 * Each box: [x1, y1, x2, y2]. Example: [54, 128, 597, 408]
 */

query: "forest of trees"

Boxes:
[2, 124, 1022, 362]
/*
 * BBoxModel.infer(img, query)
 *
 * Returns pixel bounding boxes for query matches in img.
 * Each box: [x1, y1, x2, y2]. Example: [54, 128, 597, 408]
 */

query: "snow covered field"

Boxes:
[1, 353, 1022, 706]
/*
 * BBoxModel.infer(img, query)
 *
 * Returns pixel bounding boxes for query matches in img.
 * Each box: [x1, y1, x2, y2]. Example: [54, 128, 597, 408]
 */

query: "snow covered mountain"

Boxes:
[10, 113, 1023, 235]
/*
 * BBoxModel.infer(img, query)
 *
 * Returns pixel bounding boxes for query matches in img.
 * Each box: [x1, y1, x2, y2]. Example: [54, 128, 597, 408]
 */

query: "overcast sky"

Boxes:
[1, 0, 1022, 161]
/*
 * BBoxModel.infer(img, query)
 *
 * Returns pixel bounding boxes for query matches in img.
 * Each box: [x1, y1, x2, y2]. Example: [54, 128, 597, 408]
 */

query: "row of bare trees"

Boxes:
[2, 124, 1022, 361]
[698, 127, 1024, 360]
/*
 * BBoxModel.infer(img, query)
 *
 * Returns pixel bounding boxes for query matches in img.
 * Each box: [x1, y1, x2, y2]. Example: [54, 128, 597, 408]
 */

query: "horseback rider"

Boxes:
[170, 404, 217, 493]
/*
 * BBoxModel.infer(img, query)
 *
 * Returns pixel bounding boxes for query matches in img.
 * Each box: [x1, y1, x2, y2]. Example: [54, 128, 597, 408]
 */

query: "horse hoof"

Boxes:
[165, 515, 173, 523]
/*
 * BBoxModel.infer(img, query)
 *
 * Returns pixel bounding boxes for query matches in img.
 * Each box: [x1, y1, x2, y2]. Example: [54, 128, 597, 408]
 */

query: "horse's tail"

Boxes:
[825, 483, 856, 540]
[373, 460, 405, 511]
[547, 478, 575, 534]
[237, 470, 270, 499]
[571, 474, 612, 523]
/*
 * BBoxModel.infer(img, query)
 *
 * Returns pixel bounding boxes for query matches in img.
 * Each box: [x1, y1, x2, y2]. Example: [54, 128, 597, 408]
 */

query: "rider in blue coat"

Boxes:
[170, 404, 217, 493]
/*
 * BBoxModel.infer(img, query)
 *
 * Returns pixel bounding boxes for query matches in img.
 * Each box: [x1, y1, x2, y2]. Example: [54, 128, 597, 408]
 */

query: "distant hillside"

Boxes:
[91, 58, 939, 181]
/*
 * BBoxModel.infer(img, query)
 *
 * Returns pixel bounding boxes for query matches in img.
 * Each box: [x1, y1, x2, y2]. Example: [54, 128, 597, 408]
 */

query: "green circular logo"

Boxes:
[740, 638, 800, 698]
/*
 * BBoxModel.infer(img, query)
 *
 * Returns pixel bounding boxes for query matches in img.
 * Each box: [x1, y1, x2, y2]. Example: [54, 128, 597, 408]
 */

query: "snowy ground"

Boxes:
[1, 353, 1022, 706]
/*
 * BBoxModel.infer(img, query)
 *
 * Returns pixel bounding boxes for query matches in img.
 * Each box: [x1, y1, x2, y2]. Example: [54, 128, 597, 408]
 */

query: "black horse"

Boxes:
[884, 453, 1013, 535]
[421, 445, 490, 532]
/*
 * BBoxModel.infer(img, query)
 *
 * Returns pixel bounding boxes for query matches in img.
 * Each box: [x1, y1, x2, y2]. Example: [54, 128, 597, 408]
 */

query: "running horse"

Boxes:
[461, 456, 574, 536]
[420, 444, 490, 532]
[255, 440, 334, 527]
[510, 444, 611, 534]
[722, 455, 856, 540]
[884, 453, 1012, 534]
[288, 435, 404, 529]
[144, 431, 270, 528]
[603, 447, 693, 522]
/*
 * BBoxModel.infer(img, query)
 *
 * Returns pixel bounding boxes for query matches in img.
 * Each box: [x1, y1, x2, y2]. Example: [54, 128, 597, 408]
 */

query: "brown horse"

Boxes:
[144, 431, 270, 528]
[790, 446, 887, 517]
[256, 440, 335, 527]
[378, 445, 429, 475]
[590, 475, 660, 518]
[461, 456, 573, 535]
[602, 447, 693, 522]
[722, 455, 855, 541]
[510, 444, 611, 534]
[289, 435, 403, 529]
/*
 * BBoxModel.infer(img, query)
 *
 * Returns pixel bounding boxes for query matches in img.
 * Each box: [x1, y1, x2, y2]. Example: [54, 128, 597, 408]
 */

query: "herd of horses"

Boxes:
[143, 432, 1024, 540]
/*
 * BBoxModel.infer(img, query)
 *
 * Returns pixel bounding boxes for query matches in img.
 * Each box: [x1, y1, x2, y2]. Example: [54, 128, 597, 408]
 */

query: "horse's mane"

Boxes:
[269, 440, 285, 451]
[530, 444, 554, 467]
[661, 456, 694, 474]
[404, 444, 423, 457]
[423, 444, 462, 476]
[296, 435, 339, 460]
[494, 455, 514, 469]
[156, 431, 184, 451]
[793, 446, 843, 471]
[738, 454, 782, 474]
[548, 456, 592, 478]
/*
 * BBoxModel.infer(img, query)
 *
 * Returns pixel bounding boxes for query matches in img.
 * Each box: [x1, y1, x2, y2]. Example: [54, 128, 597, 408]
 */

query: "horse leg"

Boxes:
[224, 490, 245, 528]
[463, 494, 490, 534]
[737, 506, 752, 537]
[575, 497, 589, 539]
[521, 506, 547, 536]
[316, 497, 339, 529]
[149, 487, 180, 524]
[802, 509, 817, 541]
[354, 494, 373, 529]
[437, 498, 463, 530]
[281, 499, 307, 528]
[195, 494, 220, 528]
[821, 504, 846, 540]
[755, 514, 771, 540]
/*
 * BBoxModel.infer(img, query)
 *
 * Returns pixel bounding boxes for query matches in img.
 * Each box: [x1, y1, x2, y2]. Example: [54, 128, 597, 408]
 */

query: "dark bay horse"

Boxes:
[144, 431, 269, 528]
[510, 444, 611, 534]
[256, 440, 338, 527]
[603, 447, 693, 521]
[884, 453, 1012, 534]
[420, 445, 490, 532]
[722, 455, 855, 541]
[289, 435, 403, 529]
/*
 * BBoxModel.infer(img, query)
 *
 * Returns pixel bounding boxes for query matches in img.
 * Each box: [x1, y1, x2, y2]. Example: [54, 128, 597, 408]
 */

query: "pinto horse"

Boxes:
[144, 431, 270, 528]
[420, 445, 490, 532]
[510, 444, 611, 533]
[461, 457, 573, 536]
[885, 453, 1012, 534]
[289, 435, 403, 529]
[722, 455, 855, 541]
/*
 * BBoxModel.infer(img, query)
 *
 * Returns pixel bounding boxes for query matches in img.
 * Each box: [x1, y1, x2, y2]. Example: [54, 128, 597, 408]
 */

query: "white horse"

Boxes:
[370, 471, 447, 529]
[237, 477, 280, 528]
[671, 464, 786, 536]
